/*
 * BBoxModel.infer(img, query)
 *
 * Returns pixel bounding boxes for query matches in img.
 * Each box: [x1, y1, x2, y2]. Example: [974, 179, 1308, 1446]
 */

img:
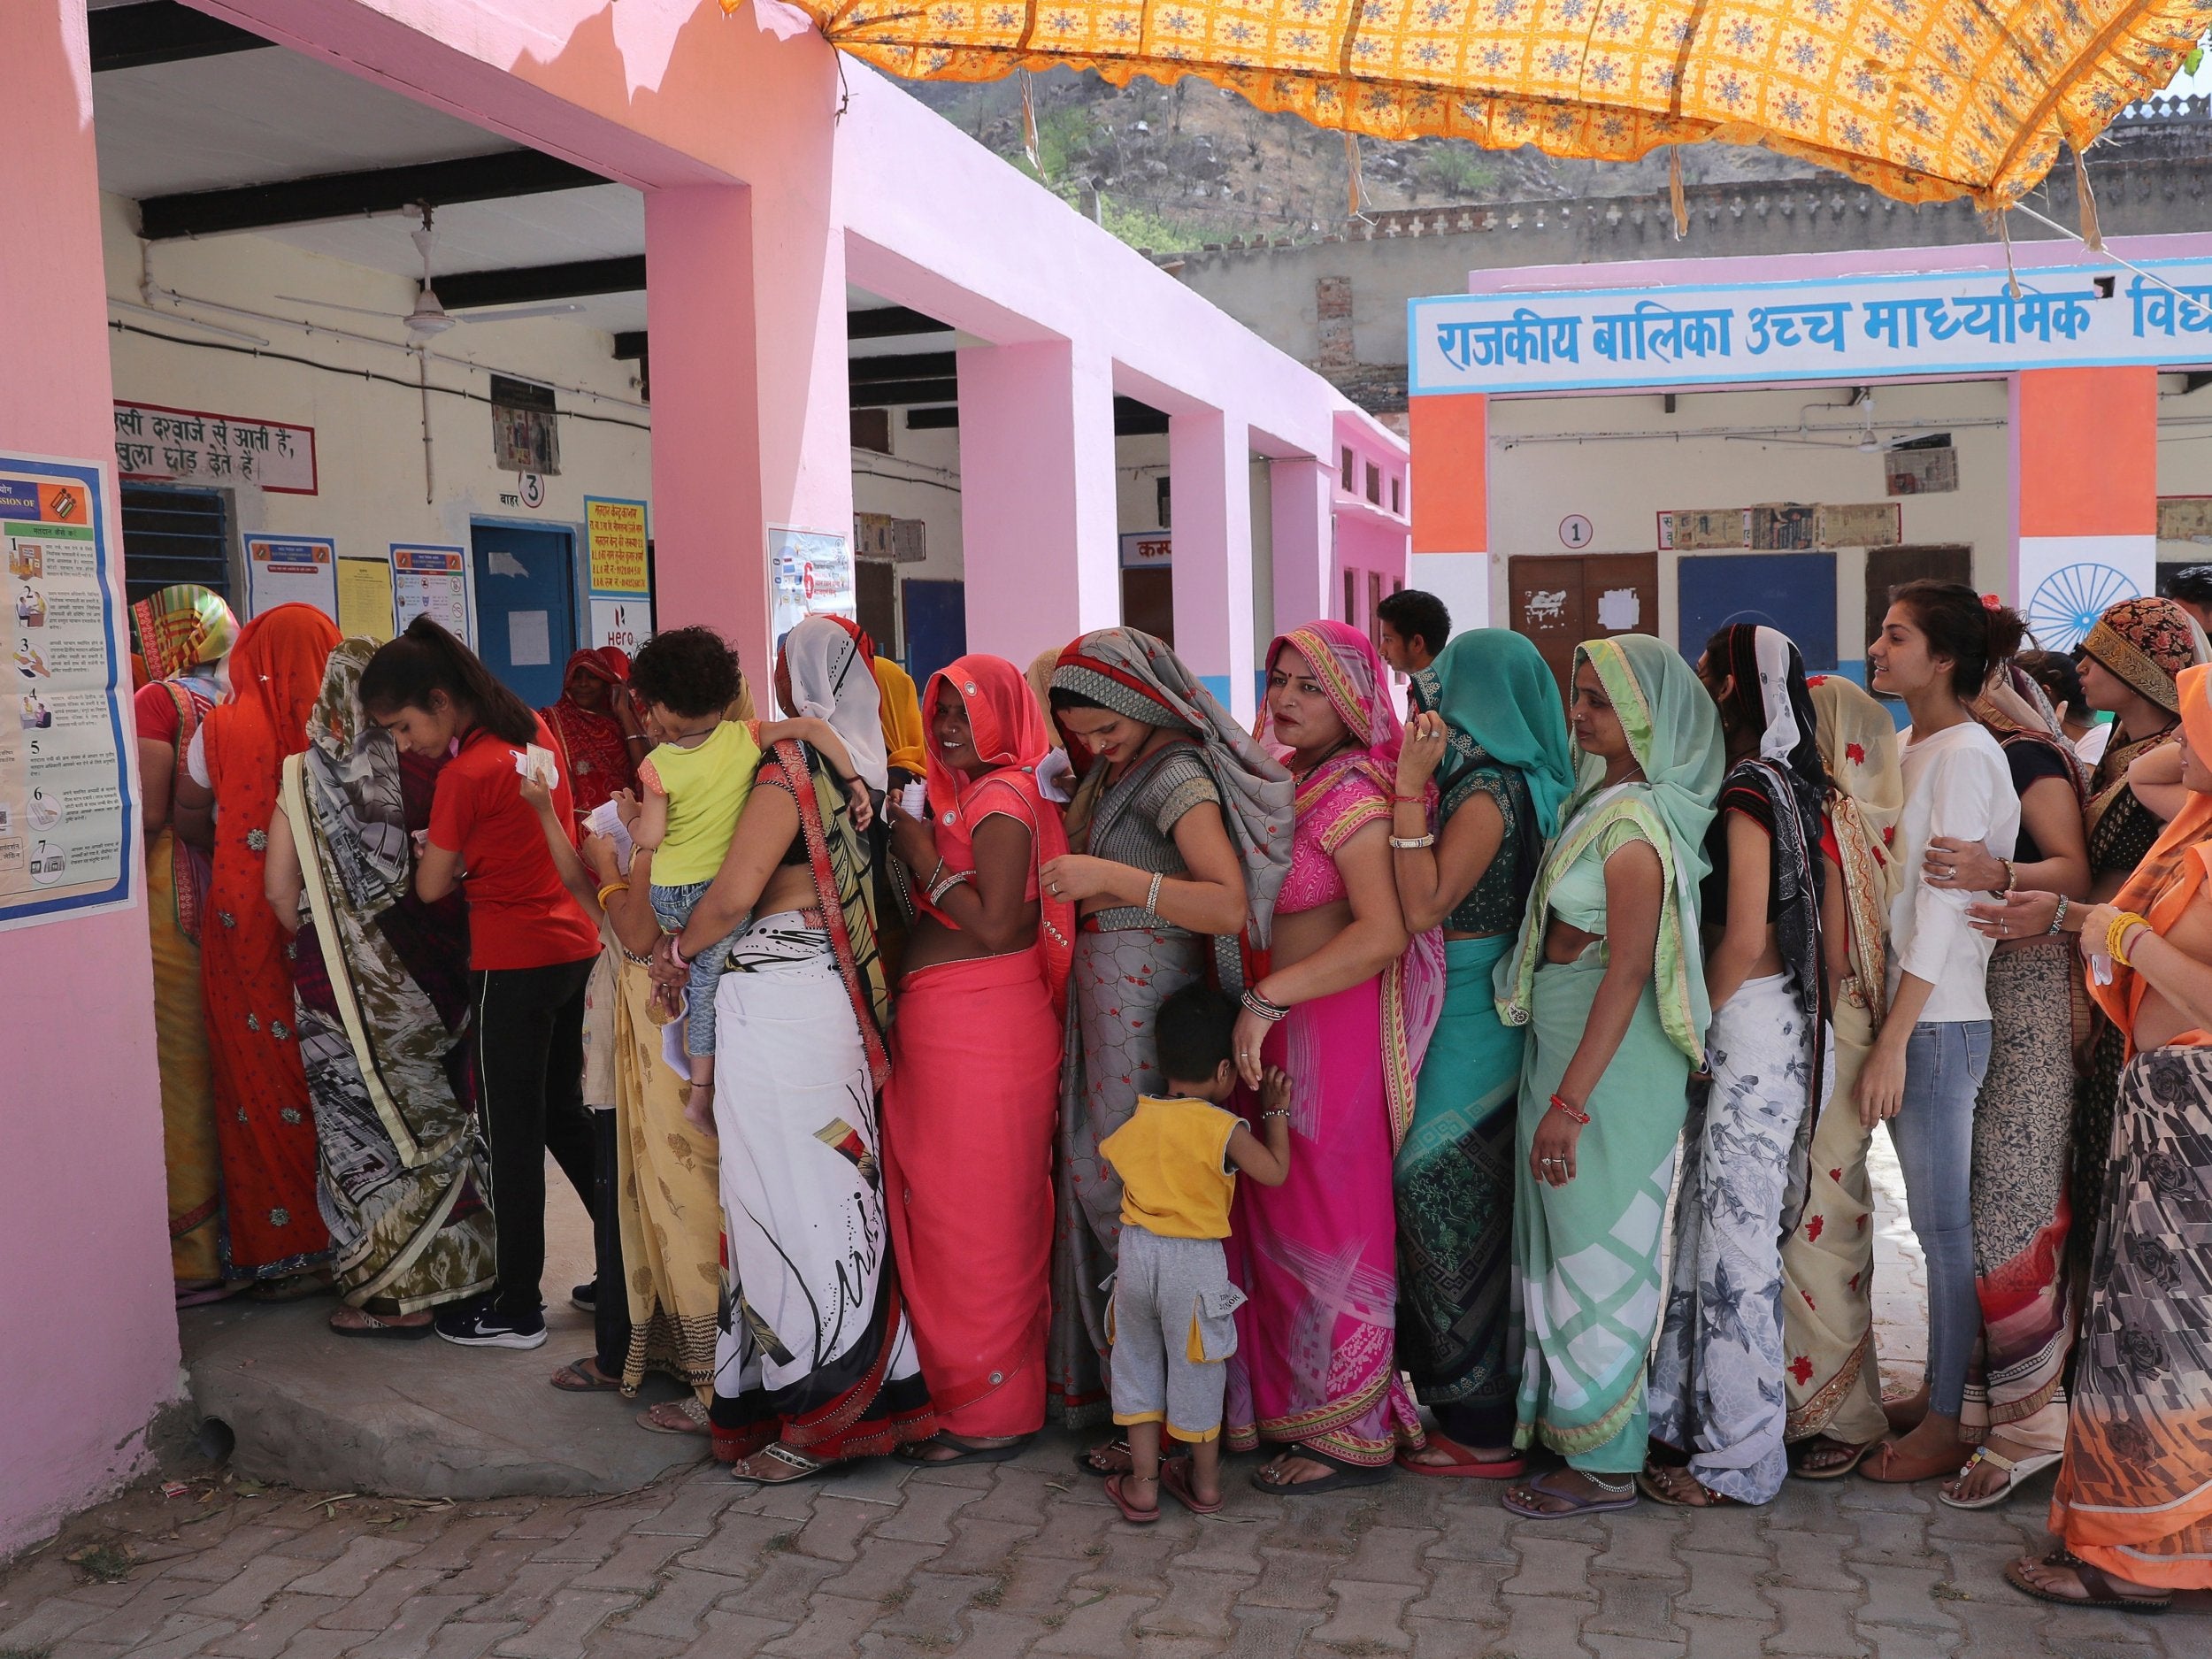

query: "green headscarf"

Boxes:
[1409, 627, 1577, 839]
[1495, 634, 1723, 1063]
[1569, 634, 1724, 902]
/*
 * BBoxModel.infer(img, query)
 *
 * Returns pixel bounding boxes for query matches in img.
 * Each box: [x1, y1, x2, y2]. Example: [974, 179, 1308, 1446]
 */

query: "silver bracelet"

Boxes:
[2049, 893, 2070, 935]
[1142, 872, 1164, 919]
[928, 870, 970, 905]
[1388, 833, 1436, 850]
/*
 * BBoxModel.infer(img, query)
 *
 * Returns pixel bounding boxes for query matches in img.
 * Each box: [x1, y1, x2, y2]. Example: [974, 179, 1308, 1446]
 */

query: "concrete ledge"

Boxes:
[179, 1297, 708, 1500]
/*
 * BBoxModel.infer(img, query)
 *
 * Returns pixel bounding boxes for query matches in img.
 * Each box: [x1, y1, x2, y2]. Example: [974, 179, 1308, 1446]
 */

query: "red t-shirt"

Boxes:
[428, 718, 602, 972]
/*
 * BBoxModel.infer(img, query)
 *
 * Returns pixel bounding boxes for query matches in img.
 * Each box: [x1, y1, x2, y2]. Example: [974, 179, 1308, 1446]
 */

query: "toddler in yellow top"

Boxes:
[1097, 983, 1292, 1524]
[627, 627, 867, 1107]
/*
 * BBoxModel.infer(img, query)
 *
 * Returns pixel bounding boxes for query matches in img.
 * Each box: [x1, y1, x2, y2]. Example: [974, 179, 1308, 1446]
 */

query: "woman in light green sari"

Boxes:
[1495, 635, 1722, 1517]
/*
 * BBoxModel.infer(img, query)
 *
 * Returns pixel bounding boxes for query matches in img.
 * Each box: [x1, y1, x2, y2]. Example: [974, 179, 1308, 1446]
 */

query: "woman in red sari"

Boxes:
[882, 654, 1074, 1462]
[539, 647, 643, 823]
[174, 603, 342, 1287]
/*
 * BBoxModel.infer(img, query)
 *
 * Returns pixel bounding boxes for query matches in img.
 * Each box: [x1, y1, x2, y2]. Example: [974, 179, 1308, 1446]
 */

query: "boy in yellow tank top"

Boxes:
[1098, 984, 1294, 1522]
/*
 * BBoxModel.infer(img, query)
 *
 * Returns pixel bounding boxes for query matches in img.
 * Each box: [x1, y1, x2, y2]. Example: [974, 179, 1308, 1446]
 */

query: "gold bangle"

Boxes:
[596, 882, 626, 909]
[2108, 910, 2151, 967]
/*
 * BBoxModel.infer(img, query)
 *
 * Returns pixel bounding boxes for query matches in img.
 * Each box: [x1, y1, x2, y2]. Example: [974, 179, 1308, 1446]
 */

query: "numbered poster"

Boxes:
[767, 526, 854, 654]
[1, 454, 134, 931]
[389, 544, 470, 644]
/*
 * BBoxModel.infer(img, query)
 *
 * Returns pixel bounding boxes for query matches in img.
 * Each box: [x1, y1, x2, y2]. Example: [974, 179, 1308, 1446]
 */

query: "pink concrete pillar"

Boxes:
[644, 169, 849, 695]
[0, 0, 179, 1555]
[1170, 410, 1257, 719]
[956, 338, 1120, 663]
[1269, 456, 1334, 637]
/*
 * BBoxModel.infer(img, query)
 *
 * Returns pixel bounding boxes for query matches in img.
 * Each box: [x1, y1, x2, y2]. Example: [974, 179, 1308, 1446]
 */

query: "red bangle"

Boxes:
[1548, 1094, 1590, 1125]
[1392, 791, 1424, 804]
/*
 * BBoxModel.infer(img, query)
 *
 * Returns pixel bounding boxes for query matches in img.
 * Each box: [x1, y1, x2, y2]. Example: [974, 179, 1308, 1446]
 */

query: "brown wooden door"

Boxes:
[1122, 568, 1175, 645]
[1508, 552, 1659, 689]
[1864, 545, 1970, 653]
[856, 562, 898, 657]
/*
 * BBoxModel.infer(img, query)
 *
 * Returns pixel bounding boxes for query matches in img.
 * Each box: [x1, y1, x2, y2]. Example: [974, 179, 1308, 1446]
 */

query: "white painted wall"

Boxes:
[101, 194, 653, 646]
[1487, 380, 2012, 662]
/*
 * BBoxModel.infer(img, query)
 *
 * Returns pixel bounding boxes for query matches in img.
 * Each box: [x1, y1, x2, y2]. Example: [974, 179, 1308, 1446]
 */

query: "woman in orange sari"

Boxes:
[1996, 661, 2212, 1611]
[881, 654, 1074, 1462]
[175, 603, 342, 1286]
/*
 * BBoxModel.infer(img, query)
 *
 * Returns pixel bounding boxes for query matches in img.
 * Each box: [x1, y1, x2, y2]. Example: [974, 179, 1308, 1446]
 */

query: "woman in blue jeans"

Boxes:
[1857, 581, 2022, 1482]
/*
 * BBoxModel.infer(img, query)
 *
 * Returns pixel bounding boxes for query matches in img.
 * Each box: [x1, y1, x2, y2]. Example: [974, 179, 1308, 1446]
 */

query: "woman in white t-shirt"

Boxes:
[1856, 580, 2021, 1485]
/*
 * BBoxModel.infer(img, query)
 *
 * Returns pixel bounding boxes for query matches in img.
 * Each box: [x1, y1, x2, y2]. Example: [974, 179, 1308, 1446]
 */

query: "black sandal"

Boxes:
[1250, 1450, 1392, 1497]
[1076, 1438, 1133, 1478]
[894, 1433, 1029, 1466]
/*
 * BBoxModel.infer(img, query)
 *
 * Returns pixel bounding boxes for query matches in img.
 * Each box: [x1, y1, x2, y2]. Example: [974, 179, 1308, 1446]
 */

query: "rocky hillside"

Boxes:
[899, 67, 1828, 253]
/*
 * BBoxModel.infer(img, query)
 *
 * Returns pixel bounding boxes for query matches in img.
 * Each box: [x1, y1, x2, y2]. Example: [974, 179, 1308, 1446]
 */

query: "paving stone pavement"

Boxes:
[4, 1140, 2202, 1657]
[6, 1425, 2204, 1659]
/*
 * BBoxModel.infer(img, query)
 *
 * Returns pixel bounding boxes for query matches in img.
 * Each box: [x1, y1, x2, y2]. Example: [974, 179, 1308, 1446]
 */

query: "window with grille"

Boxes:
[120, 485, 232, 609]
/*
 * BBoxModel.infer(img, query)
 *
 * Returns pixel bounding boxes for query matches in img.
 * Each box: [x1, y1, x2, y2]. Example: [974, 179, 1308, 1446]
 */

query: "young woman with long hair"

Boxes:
[358, 615, 602, 1349]
[1855, 581, 2019, 1484]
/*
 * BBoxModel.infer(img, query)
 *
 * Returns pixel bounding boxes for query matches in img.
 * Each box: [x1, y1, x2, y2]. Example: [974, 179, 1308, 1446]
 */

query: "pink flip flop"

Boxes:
[1103, 1473, 1160, 1525]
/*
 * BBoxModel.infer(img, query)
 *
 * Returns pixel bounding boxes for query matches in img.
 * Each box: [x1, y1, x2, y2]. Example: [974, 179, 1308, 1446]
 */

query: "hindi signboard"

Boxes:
[113, 402, 316, 494]
[585, 496, 649, 595]
[2, 454, 134, 931]
[1410, 259, 2212, 396]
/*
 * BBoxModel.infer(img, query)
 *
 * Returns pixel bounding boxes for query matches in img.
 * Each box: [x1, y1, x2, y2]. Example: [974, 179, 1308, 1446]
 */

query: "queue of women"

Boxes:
[133, 572, 2212, 1614]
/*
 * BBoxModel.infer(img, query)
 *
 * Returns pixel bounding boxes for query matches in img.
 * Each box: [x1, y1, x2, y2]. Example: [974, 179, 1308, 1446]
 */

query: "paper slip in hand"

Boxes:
[582, 799, 637, 876]
[514, 743, 558, 787]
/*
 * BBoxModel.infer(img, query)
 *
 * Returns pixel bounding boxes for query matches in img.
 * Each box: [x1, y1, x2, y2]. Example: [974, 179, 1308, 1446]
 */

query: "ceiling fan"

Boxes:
[278, 203, 583, 339]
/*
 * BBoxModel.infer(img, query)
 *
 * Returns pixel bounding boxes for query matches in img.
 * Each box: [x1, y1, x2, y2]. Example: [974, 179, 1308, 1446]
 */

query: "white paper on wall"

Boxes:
[508, 609, 550, 666]
[1596, 588, 1640, 631]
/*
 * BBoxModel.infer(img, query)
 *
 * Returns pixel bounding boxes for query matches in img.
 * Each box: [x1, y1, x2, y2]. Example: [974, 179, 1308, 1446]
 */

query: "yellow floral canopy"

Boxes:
[734, 0, 2212, 208]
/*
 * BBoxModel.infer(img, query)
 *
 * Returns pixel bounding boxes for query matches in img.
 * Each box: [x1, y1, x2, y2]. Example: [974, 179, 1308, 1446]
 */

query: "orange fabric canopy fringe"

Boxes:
[733, 0, 2212, 209]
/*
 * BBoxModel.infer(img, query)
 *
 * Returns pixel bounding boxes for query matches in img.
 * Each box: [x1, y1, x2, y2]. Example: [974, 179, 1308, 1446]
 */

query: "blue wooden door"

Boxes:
[902, 579, 966, 689]
[471, 523, 576, 710]
[1676, 552, 1838, 671]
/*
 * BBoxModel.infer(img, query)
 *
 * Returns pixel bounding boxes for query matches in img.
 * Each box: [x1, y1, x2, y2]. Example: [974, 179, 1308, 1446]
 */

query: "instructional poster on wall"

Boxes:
[585, 495, 651, 653]
[0, 453, 134, 932]
[245, 534, 338, 620]
[389, 545, 469, 643]
[768, 526, 854, 654]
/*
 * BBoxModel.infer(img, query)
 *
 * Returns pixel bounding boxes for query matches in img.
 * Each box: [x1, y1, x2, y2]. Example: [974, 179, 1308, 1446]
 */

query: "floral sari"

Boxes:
[281, 640, 492, 1313]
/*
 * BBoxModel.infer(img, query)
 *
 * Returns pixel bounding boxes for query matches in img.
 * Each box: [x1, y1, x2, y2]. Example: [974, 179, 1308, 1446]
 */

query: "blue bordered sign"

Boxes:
[1409, 258, 2212, 396]
[1, 452, 135, 932]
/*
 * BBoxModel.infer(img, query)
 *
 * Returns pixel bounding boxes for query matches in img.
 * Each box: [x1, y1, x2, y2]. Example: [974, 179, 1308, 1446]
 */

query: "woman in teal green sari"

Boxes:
[1495, 635, 1722, 1516]
[1389, 629, 1576, 1478]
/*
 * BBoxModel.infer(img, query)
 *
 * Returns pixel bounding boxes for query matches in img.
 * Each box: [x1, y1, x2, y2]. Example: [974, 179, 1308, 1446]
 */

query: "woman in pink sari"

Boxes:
[882, 654, 1075, 1462]
[1227, 619, 1443, 1492]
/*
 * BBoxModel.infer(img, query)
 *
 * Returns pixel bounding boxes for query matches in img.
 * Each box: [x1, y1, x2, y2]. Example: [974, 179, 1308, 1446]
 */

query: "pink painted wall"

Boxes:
[0, 0, 1405, 1551]
[0, 0, 181, 1558]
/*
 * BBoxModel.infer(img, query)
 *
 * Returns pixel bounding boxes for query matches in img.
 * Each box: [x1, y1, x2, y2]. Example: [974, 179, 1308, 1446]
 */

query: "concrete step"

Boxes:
[177, 1173, 710, 1499]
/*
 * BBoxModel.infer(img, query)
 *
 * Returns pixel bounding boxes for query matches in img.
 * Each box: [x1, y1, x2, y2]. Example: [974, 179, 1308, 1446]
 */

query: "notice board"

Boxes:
[2, 453, 135, 931]
[1676, 552, 1839, 671]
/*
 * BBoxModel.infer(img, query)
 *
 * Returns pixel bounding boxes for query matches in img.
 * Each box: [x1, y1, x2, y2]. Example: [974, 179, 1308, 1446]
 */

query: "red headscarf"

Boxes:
[919, 653, 1074, 1007]
[541, 646, 637, 819]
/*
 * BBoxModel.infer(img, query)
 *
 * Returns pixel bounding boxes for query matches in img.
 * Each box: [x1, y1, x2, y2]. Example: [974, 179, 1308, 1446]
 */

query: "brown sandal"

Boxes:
[2004, 1549, 2171, 1612]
